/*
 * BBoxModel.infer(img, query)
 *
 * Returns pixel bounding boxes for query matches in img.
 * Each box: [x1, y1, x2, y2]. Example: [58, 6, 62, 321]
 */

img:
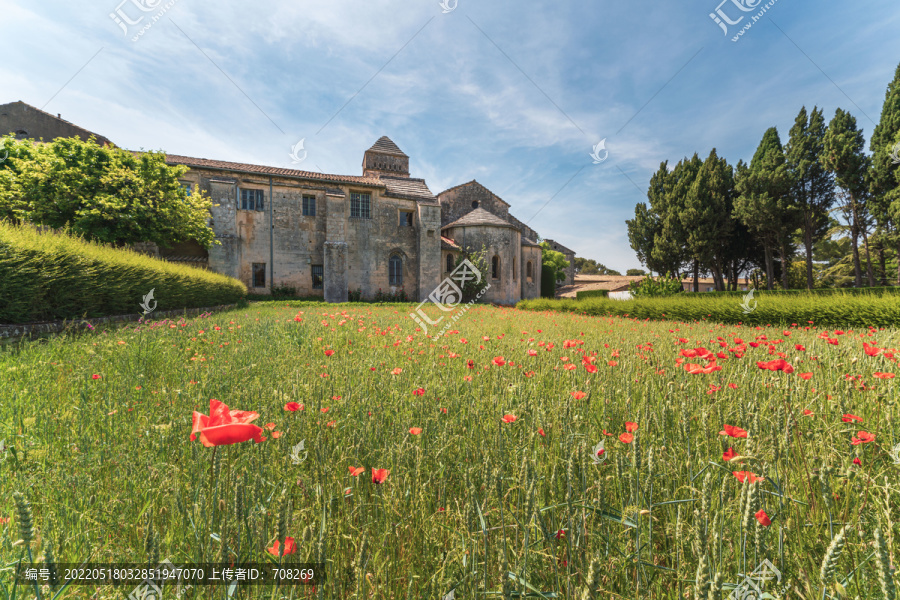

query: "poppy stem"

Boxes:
[209, 445, 218, 492]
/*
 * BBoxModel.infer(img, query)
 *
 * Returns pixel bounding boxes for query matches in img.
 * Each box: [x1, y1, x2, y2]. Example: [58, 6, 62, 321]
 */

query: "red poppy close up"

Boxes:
[502, 414, 517, 423]
[619, 432, 634, 444]
[625, 422, 638, 433]
[409, 427, 422, 435]
[284, 402, 303, 412]
[349, 466, 365, 477]
[190, 399, 264, 447]
[722, 448, 738, 462]
[733, 471, 764, 484]
[719, 424, 748, 438]
[851, 431, 875, 445]
[842, 414, 863, 423]
[755, 510, 771, 527]
[267, 537, 297, 556]
[372, 468, 390, 484]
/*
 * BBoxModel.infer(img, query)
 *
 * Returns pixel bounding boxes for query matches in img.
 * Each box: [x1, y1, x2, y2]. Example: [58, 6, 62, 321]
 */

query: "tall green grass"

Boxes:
[520, 293, 900, 328]
[0, 221, 246, 324]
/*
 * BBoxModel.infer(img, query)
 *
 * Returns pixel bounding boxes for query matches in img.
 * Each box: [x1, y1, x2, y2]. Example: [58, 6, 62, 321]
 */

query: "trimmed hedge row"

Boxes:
[517, 293, 900, 328]
[575, 289, 610, 300]
[0, 221, 247, 324]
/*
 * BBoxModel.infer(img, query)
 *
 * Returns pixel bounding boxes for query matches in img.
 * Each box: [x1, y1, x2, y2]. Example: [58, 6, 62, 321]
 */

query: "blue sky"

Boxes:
[2, 0, 899, 271]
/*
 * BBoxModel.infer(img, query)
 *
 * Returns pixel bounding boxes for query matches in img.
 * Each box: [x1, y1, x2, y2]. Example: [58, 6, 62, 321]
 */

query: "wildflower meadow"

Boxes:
[1, 302, 899, 599]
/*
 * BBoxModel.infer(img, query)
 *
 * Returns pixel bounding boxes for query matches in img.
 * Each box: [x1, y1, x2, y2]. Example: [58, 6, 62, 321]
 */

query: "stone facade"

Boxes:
[0, 101, 113, 146]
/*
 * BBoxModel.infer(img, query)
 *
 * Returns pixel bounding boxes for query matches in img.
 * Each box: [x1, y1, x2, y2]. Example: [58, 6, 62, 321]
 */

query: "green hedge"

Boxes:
[684, 286, 900, 297]
[575, 289, 610, 300]
[516, 292, 900, 328]
[0, 221, 247, 323]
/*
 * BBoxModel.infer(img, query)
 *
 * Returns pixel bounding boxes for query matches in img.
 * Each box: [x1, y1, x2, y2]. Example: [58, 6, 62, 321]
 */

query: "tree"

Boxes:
[734, 127, 797, 290]
[0, 135, 217, 249]
[785, 106, 835, 289]
[627, 163, 666, 274]
[682, 149, 735, 291]
[822, 108, 874, 287]
[869, 61, 900, 284]
[540, 241, 570, 283]
[626, 268, 646, 276]
[655, 155, 702, 279]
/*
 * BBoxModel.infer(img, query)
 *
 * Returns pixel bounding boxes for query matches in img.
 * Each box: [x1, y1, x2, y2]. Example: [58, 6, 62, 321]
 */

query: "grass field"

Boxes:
[1, 302, 899, 599]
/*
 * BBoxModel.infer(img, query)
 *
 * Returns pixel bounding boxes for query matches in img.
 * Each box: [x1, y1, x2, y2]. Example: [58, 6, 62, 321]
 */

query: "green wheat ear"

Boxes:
[13, 491, 34, 545]
[875, 527, 897, 600]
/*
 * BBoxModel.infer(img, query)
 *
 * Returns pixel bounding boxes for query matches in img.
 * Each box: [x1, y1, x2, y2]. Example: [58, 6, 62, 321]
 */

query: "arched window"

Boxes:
[492, 256, 500, 280]
[389, 254, 403, 286]
[526, 261, 533, 281]
[446, 253, 454, 273]
[513, 257, 517, 281]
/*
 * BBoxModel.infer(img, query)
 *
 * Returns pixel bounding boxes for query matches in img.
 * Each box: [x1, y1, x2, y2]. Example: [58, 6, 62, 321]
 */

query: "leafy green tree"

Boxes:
[734, 128, 797, 290]
[869, 62, 900, 284]
[454, 245, 491, 303]
[625, 268, 646, 276]
[655, 155, 702, 278]
[540, 241, 570, 283]
[0, 135, 217, 250]
[627, 163, 666, 275]
[822, 108, 874, 287]
[785, 106, 835, 289]
[682, 149, 735, 291]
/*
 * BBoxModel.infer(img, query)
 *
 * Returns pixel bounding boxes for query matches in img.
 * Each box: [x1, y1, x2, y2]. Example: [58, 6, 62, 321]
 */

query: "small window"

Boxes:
[389, 254, 403, 286]
[399, 210, 414, 226]
[302, 195, 316, 216]
[526, 261, 533, 281]
[252, 263, 266, 288]
[241, 189, 264, 211]
[14, 129, 28, 139]
[446, 253, 454, 273]
[492, 256, 500, 280]
[180, 182, 193, 196]
[513, 257, 517, 282]
[350, 192, 371, 219]
[311, 265, 324, 290]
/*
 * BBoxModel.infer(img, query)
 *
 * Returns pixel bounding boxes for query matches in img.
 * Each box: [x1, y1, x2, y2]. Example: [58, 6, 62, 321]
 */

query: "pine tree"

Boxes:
[785, 106, 835, 290]
[869, 61, 900, 284]
[822, 108, 874, 287]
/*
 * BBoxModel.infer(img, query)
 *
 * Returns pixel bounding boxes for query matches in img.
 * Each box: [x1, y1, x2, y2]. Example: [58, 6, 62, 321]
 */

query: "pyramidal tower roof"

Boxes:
[367, 136, 408, 157]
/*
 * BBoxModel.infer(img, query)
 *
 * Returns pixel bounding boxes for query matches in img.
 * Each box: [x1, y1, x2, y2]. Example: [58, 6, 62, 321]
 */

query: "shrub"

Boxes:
[0, 221, 246, 323]
[629, 274, 684, 297]
[575, 289, 610, 300]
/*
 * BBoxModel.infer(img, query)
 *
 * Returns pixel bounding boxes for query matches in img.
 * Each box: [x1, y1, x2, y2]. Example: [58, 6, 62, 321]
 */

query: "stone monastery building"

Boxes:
[2, 101, 578, 304]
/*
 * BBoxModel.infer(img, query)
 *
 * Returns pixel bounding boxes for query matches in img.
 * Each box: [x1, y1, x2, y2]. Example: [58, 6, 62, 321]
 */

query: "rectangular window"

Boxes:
[302, 195, 316, 216]
[311, 265, 324, 290]
[350, 192, 371, 219]
[399, 210, 413, 226]
[252, 263, 266, 288]
[181, 183, 193, 196]
[240, 189, 264, 211]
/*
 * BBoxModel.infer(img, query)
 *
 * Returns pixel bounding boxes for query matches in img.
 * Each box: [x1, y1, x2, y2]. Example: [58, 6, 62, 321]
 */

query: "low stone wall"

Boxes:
[0, 304, 239, 344]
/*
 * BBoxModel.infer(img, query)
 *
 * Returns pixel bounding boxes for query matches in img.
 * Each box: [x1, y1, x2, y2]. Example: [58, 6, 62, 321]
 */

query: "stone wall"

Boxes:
[0, 101, 113, 146]
[443, 224, 521, 305]
[439, 182, 511, 227]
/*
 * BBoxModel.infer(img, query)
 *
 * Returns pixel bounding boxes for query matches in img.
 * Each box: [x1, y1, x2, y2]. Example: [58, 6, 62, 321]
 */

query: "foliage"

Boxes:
[2, 304, 899, 599]
[575, 257, 620, 276]
[348, 288, 364, 302]
[539, 242, 570, 283]
[455, 245, 491, 303]
[0, 220, 246, 323]
[575, 289, 610, 299]
[625, 268, 646, 276]
[0, 134, 217, 249]
[628, 274, 683, 298]
[373, 288, 410, 303]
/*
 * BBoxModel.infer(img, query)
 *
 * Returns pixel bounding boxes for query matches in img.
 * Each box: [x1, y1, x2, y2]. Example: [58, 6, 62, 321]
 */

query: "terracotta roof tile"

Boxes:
[379, 175, 436, 202]
[366, 136, 407, 157]
[162, 154, 383, 187]
[442, 207, 517, 230]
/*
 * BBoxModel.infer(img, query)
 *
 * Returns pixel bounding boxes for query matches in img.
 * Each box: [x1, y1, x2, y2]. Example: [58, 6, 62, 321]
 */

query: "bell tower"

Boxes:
[363, 136, 410, 178]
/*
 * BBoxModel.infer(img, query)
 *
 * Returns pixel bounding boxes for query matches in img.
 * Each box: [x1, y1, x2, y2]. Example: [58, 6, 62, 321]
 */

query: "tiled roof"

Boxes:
[380, 176, 437, 202]
[367, 136, 407, 157]
[441, 236, 461, 250]
[436, 180, 511, 206]
[162, 154, 383, 187]
[442, 207, 517, 230]
[522, 237, 541, 247]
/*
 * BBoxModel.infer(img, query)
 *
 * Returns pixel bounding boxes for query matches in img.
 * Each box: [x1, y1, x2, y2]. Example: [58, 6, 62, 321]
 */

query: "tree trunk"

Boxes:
[896, 237, 900, 285]
[878, 237, 888, 286]
[779, 243, 790, 290]
[849, 205, 862, 287]
[692, 260, 699, 293]
[764, 244, 775, 291]
[862, 228, 875, 287]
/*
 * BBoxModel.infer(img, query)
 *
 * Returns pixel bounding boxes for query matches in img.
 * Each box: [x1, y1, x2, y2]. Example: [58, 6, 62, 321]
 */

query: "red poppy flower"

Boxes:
[412, 388, 425, 396]
[527, 349, 538, 357]
[864, 343, 882, 357]
[851, 431, 875, 445]
[842, 414, 863, 423]
[320, 407, 329, 414]
[756, 359, 794, 374]
[267, 537, 296, 556]
[439, 407, 448, 414]
[722, 448, 738, 462]
[324, 350, 335, 357]
[492, 356, 506, 367]
[795, 344, 806, 351]
[271, 431, 282, 439]
[585, 364, 599, 374]
[538, 428, 546, 437]
[391, 368, 402, 375]
[409, 427, 422, 435]
[92, 374, 101, 380]
[349, 466, 364, 477]
[372, 468, 389, 484]
[873, 372, 896, 379]
[190, 399, 264, 447]
[755, 510, 771, 527]
[619, 432, 634, 444]
[733, 471, 764, 484]
[719, 424, 748, 438]
[727, 383, 738, 389]
[625, 422, 638, 433]
[502, 414, 517, 423]
[799, 373, 812, 380]
[284, 402, 303, 412]
[852, 457, 862, 466]
[571, 391, 587, 400]
[264, 422, 276, 430]
[803, 409, 814, 416]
